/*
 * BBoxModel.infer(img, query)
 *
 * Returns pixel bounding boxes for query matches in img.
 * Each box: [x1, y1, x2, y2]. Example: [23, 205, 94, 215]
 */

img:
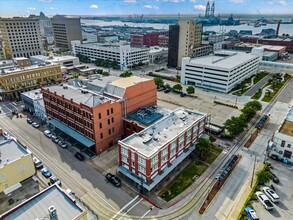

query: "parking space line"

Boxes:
[110, 195, 140, 220]
[117, 198, 143, 220]
[139, 207, 153, 219]
[2, 104, 12, 112]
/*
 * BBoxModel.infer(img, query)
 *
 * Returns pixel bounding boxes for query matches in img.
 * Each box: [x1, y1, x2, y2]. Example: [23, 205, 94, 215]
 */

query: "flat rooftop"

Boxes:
[43, 84, 116, 107]
[187, 50, 259, 70]
[109, 76, 151, 89]
[21, 89, 43, 100]
[76, 42, 149, 52]
[31, 55, 77, 62]
[279, 106, 293, 136]
[0, 63, 59, 75]
[121, 108, 205, 157]
[0, 139, 28, 167]
[1, 185, 84, 220]
[85, 75, 120, 92]
[260, 45, 286, 51]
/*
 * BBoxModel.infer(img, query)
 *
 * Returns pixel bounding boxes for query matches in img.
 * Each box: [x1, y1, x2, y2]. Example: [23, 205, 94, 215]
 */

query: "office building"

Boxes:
[0, 129, 35, 194]
[268, 106, 293, 163]
[42, 76, 157, 155]
[130, 32, 165, 47]
[180, 50, 260, 93]
[208, 33, 225, 44]
[149, 46, 168, 64]
[0, 17, 43, 59]
[0, 184, 87, 220]
[73, 42, 150, 70]
[117, 108, 207, 192]
[0, 63, 62, 99]
[168, 20, 202, 68]
[158, 35, 169, 47]
[29, 12, 53, 39]
[51, 15, 82, 50]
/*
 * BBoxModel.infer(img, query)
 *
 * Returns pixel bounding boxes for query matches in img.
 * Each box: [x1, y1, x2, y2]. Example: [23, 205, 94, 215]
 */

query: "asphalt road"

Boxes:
[244, 74, 273, 96]
[0, 115, 157, 219]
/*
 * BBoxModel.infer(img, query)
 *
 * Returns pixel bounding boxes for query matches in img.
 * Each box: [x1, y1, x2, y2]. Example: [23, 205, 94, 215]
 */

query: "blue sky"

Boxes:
[0, 0, 292, 16]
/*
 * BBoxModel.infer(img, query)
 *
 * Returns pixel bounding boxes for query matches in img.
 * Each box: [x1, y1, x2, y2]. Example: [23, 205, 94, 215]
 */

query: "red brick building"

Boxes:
[42, 76, 157, 155]
[130, 32, 168, 48]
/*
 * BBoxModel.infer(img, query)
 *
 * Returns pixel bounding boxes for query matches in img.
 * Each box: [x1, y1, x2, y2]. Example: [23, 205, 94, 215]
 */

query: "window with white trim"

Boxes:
[170, 148, 176, 157]
[162, 148, 168, 156]
[138, 157, 146, 166]
[151, 163, 158, 172]
[121, 147, 128, 155]
[162, 155, 168, 163]
[122, 156, 128, 163]
[171, 141, 176, 150]
[151, 155, 158, 163]
[138, 165, 146, 174]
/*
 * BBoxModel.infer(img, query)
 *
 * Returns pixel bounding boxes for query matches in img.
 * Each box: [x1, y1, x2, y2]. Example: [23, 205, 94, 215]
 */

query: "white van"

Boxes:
[263, 186, 280, 203]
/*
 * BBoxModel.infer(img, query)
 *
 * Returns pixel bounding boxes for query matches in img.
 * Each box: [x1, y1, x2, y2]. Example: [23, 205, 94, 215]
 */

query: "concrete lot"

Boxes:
[252, 159, 293, 220]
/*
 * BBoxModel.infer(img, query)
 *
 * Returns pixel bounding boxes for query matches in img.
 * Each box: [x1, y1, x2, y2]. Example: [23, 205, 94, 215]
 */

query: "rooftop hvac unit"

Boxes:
[48, 205, 57, 218]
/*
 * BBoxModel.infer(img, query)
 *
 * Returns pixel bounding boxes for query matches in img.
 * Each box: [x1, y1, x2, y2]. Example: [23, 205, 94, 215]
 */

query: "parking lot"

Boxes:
[0, 101, 23, 118]
[252, 159, 293, 219]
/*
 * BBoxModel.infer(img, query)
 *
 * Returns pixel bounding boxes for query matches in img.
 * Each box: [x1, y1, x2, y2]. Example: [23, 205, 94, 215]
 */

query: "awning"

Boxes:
[4, 183, 22, 195]
[49, 119, 95, 148]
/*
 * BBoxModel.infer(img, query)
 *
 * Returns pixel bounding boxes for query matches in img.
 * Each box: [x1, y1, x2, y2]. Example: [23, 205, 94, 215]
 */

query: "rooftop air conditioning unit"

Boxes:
[48, 205, 57, 218]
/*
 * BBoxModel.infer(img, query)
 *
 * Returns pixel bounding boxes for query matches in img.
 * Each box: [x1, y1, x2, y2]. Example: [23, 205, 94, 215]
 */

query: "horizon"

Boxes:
[1, 0, 293, 17]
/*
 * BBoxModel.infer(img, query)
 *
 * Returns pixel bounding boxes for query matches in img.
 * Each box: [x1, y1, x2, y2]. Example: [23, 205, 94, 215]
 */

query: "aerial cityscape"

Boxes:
[0, 0, 293, 220]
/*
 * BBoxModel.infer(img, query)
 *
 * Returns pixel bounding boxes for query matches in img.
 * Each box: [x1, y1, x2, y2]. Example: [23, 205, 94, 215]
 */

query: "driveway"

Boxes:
[244, 74, 273, 96]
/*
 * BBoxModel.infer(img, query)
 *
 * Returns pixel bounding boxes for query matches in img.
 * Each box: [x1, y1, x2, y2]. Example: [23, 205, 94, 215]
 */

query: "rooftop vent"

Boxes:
[63, 86, 68, 89]
[48, 205, 57, 218]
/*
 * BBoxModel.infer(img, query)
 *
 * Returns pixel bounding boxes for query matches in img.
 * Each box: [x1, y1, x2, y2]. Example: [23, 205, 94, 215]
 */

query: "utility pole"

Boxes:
[250, 155, 257, 188]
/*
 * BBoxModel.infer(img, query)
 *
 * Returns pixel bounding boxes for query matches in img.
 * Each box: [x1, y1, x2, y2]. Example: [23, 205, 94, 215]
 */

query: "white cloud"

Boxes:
[144, 5, 159, 9]
[90, 4, 98, 9]
[229, 0, 244, 3]
[278, 0, 287, 6]
[46, 7, 56, 10]
[27, 7, 36, 10]
[38, 0, 52, 2]
[124, 0, 136, 3]
[194, 4, 206, 11]
[189, 0, 197, 2]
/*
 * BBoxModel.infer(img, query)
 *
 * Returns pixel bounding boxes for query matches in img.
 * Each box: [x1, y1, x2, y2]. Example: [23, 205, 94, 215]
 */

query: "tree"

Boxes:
[256, 170, 271, 185]
[186, 86, 195, 94]
[120, 71, 133, 78]
[195, 138, 212, 160]
[72, 72, 79, 79]
[154, 77, 164, 88]
[244, 100, 262, 112]
[76, 53, 90, 63]
[224, 115, 247, 137]
[173, 84, 182, 92]
[267, 90, 271, 97]
[165, 83, 171, 90]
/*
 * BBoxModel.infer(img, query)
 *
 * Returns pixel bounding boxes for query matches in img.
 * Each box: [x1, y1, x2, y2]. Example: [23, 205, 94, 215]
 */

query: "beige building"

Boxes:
[51, 15, 82, 50]
[0, 130, 35, 194]
[177, 20, 202, 67]
[0, 63, 62, 99]
[0, 17, 43, 59]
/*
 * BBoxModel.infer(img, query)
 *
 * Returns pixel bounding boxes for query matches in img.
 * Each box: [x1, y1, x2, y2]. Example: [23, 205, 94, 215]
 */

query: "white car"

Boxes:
[263, 186, 280, 203]
[33, 156, 43, 169]
[44, 130, 52, 138]
[255, 191, 274, 210]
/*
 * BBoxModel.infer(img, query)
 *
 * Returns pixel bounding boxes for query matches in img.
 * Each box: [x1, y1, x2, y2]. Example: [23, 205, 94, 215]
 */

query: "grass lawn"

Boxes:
[253, 71, 268, 84]
[262, 76, 291, 102]
[159, 161, 208, 202]
[202, 145, 223, 165]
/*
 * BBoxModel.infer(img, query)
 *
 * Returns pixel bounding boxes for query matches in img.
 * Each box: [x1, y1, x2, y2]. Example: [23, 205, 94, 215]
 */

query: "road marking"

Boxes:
[139, 207, 153, 219]
[117, 198, 143, 220]
[2, 104, 12, 112]
[91, 190, 118, 212]
[110, 195, 140, 220]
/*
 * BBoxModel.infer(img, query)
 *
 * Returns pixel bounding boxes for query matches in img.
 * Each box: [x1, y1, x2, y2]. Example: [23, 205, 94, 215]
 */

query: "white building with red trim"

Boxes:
[117, 108, 208, 192]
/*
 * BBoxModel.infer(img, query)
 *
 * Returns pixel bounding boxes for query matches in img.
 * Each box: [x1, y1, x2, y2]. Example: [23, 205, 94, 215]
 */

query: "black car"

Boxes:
[270, 172, 280, 183]
[164, 89, 171, 93]
[50, 176, 62, 186]
[74, 152, 85, 161]
[27, 118, 33, 124]
[105, 173, 121, 187]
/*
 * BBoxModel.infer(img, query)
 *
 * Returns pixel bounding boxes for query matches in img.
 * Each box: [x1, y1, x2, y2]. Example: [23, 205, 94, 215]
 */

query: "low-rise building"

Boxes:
[180, 50, 260, 93]
[12, 57, 31, 68]
[149, 47, 168, 64]
[0, 184, 87, 220]
[21, 89, 47, 122]
[72, 42, 150, 70]
[208, 33, 225, 44]
[268, 106, 293, 163]
[191, 45, 213, 58]
[0, 63, 62, 99]
[0, 129, 35, 194]
[117, 108, 207, 192]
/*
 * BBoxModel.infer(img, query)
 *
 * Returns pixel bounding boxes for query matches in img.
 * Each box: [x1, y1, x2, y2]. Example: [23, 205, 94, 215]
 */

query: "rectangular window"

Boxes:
[100, 133, 103, 139]
[121, 148, 128, 155]
[112, 127, 115, 133]
[107, 109, 110, 115]
[112, 117, 114, 123]
[138, 165, 146, 174]
[108, 129, 111, 135]
[281, 140, 286, 147]
[152, 155, 158, 163]
[111, 108, 114, 114]
[288, 144, 291, 148]
[99, 123, 102, 129]
[98, 113, 101, 119]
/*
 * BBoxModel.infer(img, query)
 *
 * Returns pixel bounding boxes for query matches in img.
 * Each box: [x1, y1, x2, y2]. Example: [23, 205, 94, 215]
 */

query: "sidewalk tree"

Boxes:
[244, 100, 262, 112]
[165, 83, 171, 90]
[72, 72, 79, 79]
[154, 76, 164, 88]
[186, 86, 195, 94]
[195, 138, 212, 160]
[173, 84, 182, 92]
[256, 169, 271, 185]
[224, 116, 247, 137]
[120, 71, 133, 78]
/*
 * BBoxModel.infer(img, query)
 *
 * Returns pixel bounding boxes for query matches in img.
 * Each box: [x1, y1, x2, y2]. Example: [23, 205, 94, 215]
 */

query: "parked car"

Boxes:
[58, 140, 67, 148]
[32, 122, 40, 128]
[263, 186, 280, 203]
[33, 156, 43, 169]
[65, 189, 76, 199]
[244, 207, 259, 220]
[44, 130, 52, 138]
[105, 173, 121, 187]
[41, 167, 52, 178]
[74, 152, 85, 161]
[270, 172, 280, 183]
[270, 154, 279, 160]
[27, 118, 33, 124]
[51, 135, 60, 143]
[255, 191, 274, 210]
[50, 176, 61, 186]
[180, 92, 187, 97]
[157, 87, 164, 92]
[164, 88, 170, 93]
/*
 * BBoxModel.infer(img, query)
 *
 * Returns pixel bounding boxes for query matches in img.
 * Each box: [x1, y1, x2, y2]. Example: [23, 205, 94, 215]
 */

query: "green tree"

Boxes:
[256, 170, 271, 185]
[76, 53, 90, 63]
[72, 72, 79, 79]
[195, 138, 212, 160]
[165, 83, 171, 90]
[224, 116, 247, 137]
[154, 77, 164, 88]
[173, 84, 182, 92]
[120, 71, 133, 78]
[186, 86, 195, 94]
[244, 100, 262, 112]
[267, 90, 271, 97]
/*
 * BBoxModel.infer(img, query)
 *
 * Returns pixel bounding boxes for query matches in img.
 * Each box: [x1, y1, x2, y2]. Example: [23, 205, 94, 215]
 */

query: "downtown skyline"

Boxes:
[0, 0, 293, 17]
